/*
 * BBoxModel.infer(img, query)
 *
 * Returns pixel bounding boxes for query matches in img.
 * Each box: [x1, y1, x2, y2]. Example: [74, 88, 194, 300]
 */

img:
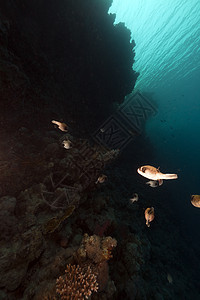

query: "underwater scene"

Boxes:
[0, 1, 200, 299]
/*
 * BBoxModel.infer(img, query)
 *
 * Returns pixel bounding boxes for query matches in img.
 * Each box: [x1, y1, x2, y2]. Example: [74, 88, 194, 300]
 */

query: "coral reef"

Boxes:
[0, 196, 17, 241]
[0, 0, 200, 299]
[75, 234, 117, 293]
[77, 234, 117, 264]
[43, 205, 76, 234]
[0, 226, 44, 291]
[56, 264, 98, 299]
[0, 137, 200, 299]
[40, 138, 120, 210]
[0, 125, 120, 298]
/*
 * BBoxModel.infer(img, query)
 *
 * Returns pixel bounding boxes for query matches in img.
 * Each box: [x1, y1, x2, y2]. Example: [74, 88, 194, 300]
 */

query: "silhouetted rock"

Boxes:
[0, 0, 138, 134]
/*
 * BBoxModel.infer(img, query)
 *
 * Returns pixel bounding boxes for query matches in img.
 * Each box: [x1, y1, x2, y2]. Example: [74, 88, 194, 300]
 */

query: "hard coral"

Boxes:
[75, 234, 117, 292]
[43, 205, 75, 234]
[56, 264, 98, 299]
[78, 234, 117, 264]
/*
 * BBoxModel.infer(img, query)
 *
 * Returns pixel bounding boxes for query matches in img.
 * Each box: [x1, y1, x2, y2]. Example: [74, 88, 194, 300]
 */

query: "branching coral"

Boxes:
[56, 264, 98, 299]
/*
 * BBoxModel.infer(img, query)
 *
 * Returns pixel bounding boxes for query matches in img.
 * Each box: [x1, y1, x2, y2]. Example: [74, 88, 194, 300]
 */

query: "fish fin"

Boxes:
[161, 174, 178, 180]
[52, 120, 59, 125]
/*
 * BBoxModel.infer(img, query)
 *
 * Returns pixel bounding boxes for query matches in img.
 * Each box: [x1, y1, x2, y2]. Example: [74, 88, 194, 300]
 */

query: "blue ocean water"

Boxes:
[109, 1, 200, 240]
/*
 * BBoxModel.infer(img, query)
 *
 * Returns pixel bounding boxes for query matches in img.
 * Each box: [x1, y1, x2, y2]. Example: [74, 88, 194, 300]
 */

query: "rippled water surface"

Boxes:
[109, 0, 200, 90]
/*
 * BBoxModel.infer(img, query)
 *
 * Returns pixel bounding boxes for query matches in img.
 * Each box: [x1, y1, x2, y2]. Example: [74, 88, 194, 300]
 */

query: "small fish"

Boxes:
[167, 273, 173, 284]
[130, 193, 138, 203]
[100, 128, 105, 133]
[52, 120, 68, 132]
[137, 165, 178, 180]
[145, 207, 155, 227]
[146, 179, 163, 187]
[95, 174, 107, 184]
[62, 140, 72, 149]
[191, 195, 200, 208]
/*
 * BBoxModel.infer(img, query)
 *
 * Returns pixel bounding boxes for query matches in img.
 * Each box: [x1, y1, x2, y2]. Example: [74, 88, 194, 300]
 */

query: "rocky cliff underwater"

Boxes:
[0, 1, 200, 299]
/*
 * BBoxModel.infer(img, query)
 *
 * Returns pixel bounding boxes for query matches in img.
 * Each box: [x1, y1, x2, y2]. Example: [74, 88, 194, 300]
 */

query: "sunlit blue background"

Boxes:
[109, 0, 200, 241]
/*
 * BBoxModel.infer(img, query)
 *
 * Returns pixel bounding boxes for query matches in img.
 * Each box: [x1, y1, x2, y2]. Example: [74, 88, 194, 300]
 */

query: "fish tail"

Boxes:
[146, 220, 150, 227]
[161, 173, 178, 180]
[52, 120, 59, 125]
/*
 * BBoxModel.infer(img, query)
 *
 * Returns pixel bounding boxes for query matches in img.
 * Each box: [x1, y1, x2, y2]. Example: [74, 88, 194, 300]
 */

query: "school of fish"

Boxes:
[51, 120, 199, 231]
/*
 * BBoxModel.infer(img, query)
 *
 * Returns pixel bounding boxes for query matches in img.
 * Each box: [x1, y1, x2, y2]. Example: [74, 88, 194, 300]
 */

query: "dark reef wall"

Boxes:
[0, 0, 138, 134]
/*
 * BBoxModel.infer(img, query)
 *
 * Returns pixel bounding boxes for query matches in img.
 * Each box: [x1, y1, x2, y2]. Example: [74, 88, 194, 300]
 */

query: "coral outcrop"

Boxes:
[75, 234, 117, 293]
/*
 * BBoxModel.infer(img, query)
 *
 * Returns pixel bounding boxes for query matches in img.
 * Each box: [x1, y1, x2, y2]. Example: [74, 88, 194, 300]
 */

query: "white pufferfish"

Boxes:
[137, 165, 178, 181]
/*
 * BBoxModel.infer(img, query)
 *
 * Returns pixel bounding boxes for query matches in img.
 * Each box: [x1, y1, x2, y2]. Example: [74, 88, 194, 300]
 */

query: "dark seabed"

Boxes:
[0, 1, 200, 299]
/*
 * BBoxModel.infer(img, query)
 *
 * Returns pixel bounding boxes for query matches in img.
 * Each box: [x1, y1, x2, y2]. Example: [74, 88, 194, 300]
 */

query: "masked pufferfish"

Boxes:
[137, 165, 178, 181]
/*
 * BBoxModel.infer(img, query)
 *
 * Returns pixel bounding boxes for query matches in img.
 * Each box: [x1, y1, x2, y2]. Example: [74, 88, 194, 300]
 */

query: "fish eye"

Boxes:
[141, 167, 146, 173]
